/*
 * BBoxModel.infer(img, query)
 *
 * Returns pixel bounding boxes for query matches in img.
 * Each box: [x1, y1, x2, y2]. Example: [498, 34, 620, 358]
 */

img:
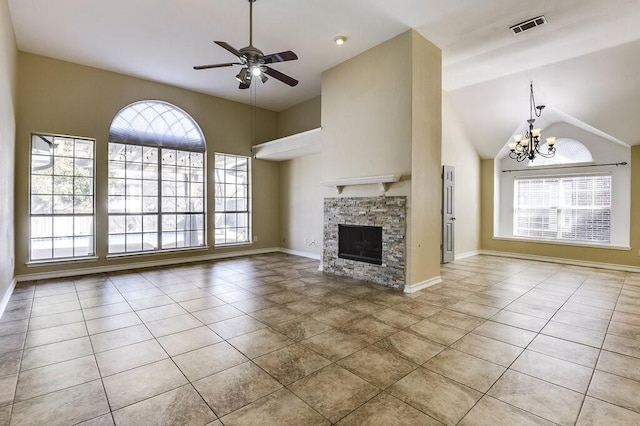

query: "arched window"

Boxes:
[527, 138, 593, 166]
[107, 101, 206, 254]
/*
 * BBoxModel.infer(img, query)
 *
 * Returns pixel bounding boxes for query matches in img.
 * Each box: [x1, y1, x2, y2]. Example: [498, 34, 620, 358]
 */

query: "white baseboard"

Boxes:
[455, 250, 481, 260]
[16, 247, 283, 282]
[277, 248, 321, 261]
[0, 278, 17, 319]
[479, 250, 640, 273]
[404, 276, 442, 294]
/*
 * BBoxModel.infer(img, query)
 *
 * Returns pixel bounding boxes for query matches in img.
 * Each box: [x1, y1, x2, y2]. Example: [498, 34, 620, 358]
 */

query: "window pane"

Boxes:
[53, 195, 74, 214]
[53, 237, 74, 258]
[31, 238, 52, 260]
[31, 175, 53, 195]
[32, 195, 52, 214]
[31, 216, 52, 238]
[109, 234, 126, 253]
[109, 216, 125, 234]
[53, 216, 74, 237]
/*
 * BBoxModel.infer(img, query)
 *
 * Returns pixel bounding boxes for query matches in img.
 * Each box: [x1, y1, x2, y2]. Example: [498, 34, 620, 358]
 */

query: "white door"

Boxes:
[441, 165, 455, 263]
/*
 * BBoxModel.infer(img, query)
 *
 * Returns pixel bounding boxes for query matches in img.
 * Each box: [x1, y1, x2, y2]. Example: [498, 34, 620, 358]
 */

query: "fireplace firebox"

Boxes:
[338, 224, 382, 265]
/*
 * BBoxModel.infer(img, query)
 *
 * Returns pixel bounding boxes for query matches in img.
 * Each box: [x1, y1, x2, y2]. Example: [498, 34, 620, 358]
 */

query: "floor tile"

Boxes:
[551, 310, 609, 332]
[103, 359, 188, 410]
[577, 396, 640, 425]
[528, 334, 600, 368]
[15, 355, 100, 401]
[271, 317, 332, 341]
[370, 308, 422, 329]
[0, 374, 17, 407]
[21, 336, 93, 370]
[31, 300, 81, 317]
[80, 295, 126, 310]
[221, 388, 329, 425]
[90, 324, 153, 353]
[451, 333, 523, 367]
[112, 384, 216, 425]
[85, 312, 141, 335]
[337, 392, 441, 426]
[490, 310, 548, 332]
[408, 319, 467, 345]
[250, 306, 302, 326]
[254, 344, 331, 385]
[173, 341, 248, 381]
[301, 329, 368, 362]
[488, 369, 584, 425]
[207, 315, 267, 339]
[588, 370, 640, 413]
[179, 296, 225, 312]
[388, 367, 482, 425]
[157, 326, 222, 356]
[424, 348, 505, 392]
[27, 310, 84, 331]
[193, 361, 282, 417]
[192, 305, 245, 324]
[375, 330, 445, 365]
[10, 380, 109, 426]
[231, 297, 279, 314]
[541, 321, 605, 348]
[145, 313, 202, 337]
[82, 302, 132, 321]
[228, 328, 293, 358]
[95, 339, 168, 377]
[0, 350, 22, 377]
[459, 395, 554, 426]
[25, 322, 86, 348]
[503, 301, 558, 320]
[597, 349, 640, 382]
[311, 307, 359, 327]
[511, 349, 594, 393]
[135, 303, 187, 323]
[76, 413, 114, 425]
[0, 319, 28, 337]
[127, 295, 175, 311]
[447, 300, 500, 319]
[429, 309, 485, 331]
[337, 345, 417, 389]
[289, 364, 379, 423]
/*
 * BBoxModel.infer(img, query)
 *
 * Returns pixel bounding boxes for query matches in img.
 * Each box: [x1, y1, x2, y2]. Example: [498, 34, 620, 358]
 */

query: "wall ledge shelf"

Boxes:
[323, 174, 401, 194]
[252, 127, 321, 161]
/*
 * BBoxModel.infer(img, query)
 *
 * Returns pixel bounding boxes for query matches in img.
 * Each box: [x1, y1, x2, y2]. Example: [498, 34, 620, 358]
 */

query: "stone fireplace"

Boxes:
[323, 196, 406, 289]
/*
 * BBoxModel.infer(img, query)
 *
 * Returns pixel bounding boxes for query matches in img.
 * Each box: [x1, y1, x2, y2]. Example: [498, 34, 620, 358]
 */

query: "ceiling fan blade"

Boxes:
[239, 81, 251, 89]
[263, 66, 299, 87]
[214, 41, 243, 58]
[262, 50, 298, 64]
[193, 62, 242, 70]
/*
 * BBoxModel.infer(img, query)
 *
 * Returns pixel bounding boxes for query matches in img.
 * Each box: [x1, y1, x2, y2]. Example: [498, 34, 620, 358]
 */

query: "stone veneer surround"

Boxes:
[323, 196, 406, 289]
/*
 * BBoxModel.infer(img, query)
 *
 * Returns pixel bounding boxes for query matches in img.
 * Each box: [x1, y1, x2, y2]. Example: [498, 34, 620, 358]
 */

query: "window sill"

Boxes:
[106, 246, 210, 259]
[26, 256, 99, 267]
[493, 236, 630, 251]
[214, 242, 254, 249]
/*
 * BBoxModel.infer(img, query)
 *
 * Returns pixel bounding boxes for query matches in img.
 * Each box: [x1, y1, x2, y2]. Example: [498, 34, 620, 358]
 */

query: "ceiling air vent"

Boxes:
[510, 15, 547, 35]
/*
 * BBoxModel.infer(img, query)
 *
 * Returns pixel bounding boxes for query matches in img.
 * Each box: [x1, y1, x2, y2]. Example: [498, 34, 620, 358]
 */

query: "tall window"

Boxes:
[514, 175, 611, 243]
[108, 101, 206, 254]
[214, 153, 250, 245]
[30, 134, 95, 261]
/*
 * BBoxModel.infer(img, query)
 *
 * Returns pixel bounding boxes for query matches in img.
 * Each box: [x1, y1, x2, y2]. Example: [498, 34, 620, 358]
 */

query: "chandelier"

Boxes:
[509, 82, 556, 162]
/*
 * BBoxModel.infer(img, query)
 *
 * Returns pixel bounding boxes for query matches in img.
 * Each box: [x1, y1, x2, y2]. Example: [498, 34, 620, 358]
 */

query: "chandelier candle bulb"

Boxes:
[546, 136, 556, 146]
[532, 128, 541, 137]
[514, 134, 523, 142]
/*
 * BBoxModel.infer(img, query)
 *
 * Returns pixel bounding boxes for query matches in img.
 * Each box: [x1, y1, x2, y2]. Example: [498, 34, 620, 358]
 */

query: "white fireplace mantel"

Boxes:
[323, 174, 401, 194]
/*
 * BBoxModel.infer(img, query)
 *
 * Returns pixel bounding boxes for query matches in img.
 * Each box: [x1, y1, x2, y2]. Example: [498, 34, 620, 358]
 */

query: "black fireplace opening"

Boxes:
[338, 224, 383, 265]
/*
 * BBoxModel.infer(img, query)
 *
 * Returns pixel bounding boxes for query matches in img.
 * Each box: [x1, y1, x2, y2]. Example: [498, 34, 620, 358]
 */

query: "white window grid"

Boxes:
[214, 153, 251, 245]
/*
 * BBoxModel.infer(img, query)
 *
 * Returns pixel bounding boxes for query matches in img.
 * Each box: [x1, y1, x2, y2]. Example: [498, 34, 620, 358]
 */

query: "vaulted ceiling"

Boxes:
[8, 0, 640, 157]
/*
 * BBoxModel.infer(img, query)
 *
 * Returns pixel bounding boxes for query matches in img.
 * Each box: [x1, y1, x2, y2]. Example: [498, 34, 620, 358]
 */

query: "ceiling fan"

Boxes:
[193, 0, 299, 89]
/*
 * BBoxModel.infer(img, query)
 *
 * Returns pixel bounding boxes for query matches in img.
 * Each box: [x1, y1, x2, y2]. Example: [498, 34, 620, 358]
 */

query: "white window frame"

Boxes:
[214, 153, 251, 246]
[513, 174, 612, 243]
[29, 133, 96, 262]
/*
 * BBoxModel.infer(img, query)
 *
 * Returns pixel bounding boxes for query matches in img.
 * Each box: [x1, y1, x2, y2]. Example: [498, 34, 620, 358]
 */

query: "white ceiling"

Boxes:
[8, 0, 640, 157]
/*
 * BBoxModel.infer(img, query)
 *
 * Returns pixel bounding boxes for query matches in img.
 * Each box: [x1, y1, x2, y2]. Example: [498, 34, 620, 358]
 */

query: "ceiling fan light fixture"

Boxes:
[259, 73, 268, 83]
[251, 66, 262, 77]
[236, 68, 251, 85]
[334, 35, 348, 46]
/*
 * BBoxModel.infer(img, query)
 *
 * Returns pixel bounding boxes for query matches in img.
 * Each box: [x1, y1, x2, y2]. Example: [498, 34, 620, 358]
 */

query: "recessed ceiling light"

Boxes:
[334, 35, 348, 46]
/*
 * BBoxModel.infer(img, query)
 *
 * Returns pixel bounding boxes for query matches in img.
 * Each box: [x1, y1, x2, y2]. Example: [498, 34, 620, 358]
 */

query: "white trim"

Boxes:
[0, 278, 17, 320]
[26, 256, 99, 267]
[277, 248, 321, 260]
[16, 247, 281, 282]
[479, 250, 640, 273]
[493, 236, 630, 251]
[404, 276, 442, 294]
[455, 250, 481, 260]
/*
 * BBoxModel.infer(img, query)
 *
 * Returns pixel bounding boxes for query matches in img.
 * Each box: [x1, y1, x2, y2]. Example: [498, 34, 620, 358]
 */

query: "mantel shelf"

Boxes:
[323, 174, 401, 194]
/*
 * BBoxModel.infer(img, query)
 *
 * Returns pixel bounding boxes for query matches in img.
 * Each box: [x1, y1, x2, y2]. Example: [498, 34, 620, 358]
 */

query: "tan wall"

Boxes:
[408, 31, 442, 285]
[481, 147, 640, 267]
[442, 92, 480, 255]
[0, 0, 17, 300]
[276, 96, 321, 138]
[321, 31, 413, 194]
[279, 154, 323, 256]
[15, 53, 281, 277]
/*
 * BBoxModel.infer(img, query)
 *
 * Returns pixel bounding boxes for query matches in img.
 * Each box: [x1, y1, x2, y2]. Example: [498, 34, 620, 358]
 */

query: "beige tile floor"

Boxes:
[1, 253, 640, 425]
